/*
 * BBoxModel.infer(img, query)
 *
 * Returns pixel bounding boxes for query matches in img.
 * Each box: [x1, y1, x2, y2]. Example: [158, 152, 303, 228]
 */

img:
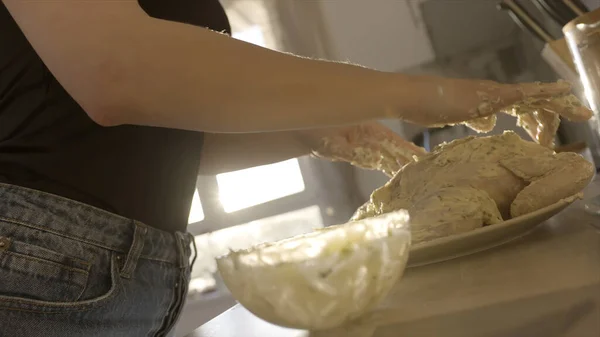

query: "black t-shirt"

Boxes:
[0, 0, 231, 232]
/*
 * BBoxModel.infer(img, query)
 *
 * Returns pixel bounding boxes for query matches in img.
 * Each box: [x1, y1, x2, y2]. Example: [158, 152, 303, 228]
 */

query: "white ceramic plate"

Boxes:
[407, 195, 580, 267]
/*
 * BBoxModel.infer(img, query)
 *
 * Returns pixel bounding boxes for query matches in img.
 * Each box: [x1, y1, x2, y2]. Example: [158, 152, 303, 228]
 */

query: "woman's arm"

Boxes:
[200, 123, 426, 176]
[199, 131, 311, 175]
[4, 0, 575, 133]
[4, 0, 405, 131]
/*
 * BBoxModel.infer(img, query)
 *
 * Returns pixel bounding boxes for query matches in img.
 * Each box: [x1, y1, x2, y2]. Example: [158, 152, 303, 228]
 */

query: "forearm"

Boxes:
[115, 20, 404, 132]
[199, 123, 426, 176]
[199, 131, 313, 175]
[5, 1, 411, 132]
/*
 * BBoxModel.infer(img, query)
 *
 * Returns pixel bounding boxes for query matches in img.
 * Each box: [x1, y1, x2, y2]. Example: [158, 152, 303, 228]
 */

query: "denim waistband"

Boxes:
[0, 182, 194, 267]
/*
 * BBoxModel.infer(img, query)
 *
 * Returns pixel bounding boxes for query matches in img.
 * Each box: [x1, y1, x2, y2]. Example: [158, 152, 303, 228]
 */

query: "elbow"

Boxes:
[85, 105, 124, 127]
[76, 70, 132, 127]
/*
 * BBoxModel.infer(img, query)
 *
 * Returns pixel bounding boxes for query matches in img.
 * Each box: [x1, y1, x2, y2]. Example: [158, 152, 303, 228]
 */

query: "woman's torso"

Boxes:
[0, 0, 231, 232]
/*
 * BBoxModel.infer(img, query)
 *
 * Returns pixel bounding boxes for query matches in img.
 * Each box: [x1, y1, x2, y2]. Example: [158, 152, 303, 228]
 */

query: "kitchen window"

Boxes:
[216, 158, 305, 213]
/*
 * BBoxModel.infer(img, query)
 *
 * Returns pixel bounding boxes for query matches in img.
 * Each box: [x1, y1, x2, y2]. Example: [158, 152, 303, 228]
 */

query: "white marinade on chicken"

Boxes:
[352, 131, 595, 244]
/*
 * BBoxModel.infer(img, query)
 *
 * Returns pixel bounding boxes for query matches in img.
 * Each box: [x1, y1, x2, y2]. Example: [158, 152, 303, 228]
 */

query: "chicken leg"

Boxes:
[500, 152, 595, 217]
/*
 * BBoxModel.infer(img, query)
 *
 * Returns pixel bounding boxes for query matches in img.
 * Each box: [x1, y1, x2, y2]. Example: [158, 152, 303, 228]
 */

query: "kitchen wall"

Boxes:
[317, 0, 434, 71]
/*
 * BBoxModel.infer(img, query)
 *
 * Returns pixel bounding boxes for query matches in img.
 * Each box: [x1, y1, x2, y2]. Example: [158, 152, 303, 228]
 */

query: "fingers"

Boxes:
[506, 104, 559, 148]
[382, 130, 428, 157]
[560, 105, 593, 122]
[373, 127, 427, 165]
[528, 94, 593, 122]
[499, 81, 572, 104]
[497, 88, 590, 147]
[357, 131, 413, 175]
[514, 81, 572, 99]
[534, 109, 560, 148]
[376, 150, 406, 177]
[513, 111, 541, 144]
[313, 123, 427, 176]
[351, 123, 426, 157]
[311, 131, 405, 177]
[463, 115, 497, 133]
[349, 124, 426, 175]
[310, 135, 352, 162]
[482, 81, 573, 115]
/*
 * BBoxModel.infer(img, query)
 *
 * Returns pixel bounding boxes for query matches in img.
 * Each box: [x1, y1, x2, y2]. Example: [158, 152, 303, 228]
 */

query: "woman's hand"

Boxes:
[307, 122, 426, 177]
[398, 77, 590, 127]
[503, 94, 592, 147]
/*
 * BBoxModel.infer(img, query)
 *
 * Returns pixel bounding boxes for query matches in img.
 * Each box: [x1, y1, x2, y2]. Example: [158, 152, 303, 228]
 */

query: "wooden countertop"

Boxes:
[187, 180, 600, 337]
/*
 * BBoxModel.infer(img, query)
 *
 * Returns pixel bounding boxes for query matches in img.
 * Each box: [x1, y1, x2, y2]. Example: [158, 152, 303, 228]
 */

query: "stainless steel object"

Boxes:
[499, 0, 555, 43]
[562, 0, 589, 16]
[563, 9, 600, 214]
[564, 9, 600, 148]
[535, 0, 579, 26]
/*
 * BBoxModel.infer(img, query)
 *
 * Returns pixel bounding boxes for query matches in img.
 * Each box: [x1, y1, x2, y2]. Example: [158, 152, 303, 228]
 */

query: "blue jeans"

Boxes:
[0, 183, 195, 337]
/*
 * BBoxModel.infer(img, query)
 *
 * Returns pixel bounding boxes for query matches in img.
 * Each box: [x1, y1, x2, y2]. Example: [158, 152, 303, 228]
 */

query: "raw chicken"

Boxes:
[351, 131, 595, 244]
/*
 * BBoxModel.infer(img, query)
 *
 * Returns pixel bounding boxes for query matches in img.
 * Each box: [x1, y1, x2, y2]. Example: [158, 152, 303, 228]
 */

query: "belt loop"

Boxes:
[120, 221, 148, 279]
[188, 233, 198, 274]
[175, 232, 196, 269]
[175, 232, 185, 269]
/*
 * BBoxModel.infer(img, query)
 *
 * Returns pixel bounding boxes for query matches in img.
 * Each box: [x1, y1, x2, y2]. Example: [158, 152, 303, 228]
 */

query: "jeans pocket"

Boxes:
[0, 236, 90, 302]
[0, 253, 121, 314]
[0, 220, 121, 314]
